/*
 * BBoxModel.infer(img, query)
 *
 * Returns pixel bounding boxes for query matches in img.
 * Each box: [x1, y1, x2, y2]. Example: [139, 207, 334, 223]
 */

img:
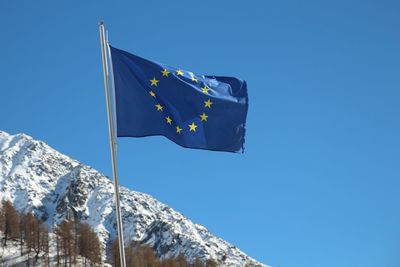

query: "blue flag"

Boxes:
[109, 45, 248, 153]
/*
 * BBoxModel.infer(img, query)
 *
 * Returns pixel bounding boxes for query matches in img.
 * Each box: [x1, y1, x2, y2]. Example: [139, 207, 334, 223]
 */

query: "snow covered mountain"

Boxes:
[0, 130, 267, 267]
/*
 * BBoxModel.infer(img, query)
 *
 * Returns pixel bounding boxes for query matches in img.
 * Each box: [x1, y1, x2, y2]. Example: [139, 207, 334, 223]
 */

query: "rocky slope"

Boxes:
[0, 130, 267, 267]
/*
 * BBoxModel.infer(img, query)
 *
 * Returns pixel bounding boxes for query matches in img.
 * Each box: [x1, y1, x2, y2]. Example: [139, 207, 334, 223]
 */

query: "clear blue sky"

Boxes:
[1, 1, 399, 266]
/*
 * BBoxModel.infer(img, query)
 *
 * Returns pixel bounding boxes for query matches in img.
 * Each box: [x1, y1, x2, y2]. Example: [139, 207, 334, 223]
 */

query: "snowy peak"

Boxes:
[0, 130, 267, 267]
[0, 130, 10, 148]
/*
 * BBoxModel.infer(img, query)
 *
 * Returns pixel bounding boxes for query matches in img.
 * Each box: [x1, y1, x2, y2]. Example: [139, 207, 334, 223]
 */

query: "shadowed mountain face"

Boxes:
[0, 131, 267, 267]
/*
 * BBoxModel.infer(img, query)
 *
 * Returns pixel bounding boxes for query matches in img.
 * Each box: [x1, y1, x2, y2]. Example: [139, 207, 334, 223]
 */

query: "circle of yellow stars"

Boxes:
[147, 68, 213, 134]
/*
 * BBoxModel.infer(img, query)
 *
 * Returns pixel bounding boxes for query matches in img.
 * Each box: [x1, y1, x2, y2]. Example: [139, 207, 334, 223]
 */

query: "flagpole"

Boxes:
[98, 21, 126, 267]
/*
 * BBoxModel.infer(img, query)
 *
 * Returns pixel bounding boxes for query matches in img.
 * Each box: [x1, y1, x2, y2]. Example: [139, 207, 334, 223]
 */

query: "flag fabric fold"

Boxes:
[109, 45, 248, 153]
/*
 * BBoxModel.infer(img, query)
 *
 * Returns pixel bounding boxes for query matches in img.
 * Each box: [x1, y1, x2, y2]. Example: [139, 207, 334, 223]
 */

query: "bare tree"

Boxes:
[40, 224, 50, 267]
[205, 258, 218, 267]
[1, 200, 19, 246]
[1, 201, 222, 267]
[112, 239, 121, 267]
[87, 229, 102, 266]
[78, 222, 101, 266]
[25, 212, 37, 267]
[19, 213, 26, 256]
[175, 253, 187, 267]
[193, 257, 204, 267]
[55, 220, 75, 267]
[78, 223, 90, 267]
[55, 231, 61, 267]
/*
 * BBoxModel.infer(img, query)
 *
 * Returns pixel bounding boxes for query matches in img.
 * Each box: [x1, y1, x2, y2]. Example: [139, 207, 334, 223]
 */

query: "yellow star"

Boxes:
[150, 77, 159, 86]
[155, 104, 163, 111]
[166, 116, 172, 124]
[200, 112, 208, 122]
[176, 69, 184, 76]
[202, 85, 210, 94]
[161, 69, 170, 77]
[189, 122, 198, 132]
[204, 99, 213, 108]
[149, 91, 156, 97]
[191, 76, 198, 83]
[176, 126, 182, 134]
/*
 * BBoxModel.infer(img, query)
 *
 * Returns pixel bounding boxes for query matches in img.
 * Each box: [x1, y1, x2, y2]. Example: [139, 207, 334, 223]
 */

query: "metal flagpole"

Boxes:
[98, 21, 126, 267]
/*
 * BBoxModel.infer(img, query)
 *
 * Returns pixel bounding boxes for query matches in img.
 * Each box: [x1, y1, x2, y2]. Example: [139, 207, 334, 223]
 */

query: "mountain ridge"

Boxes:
[0, 130, 267, 267]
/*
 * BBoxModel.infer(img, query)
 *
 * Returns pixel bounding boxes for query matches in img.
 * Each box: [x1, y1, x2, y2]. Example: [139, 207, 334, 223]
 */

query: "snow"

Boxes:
[0, 233, 112, 267]
[0, 130, 268, 267]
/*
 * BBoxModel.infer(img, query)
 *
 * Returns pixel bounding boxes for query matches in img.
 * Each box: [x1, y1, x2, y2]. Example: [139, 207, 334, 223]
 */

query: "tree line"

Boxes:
[0, 200, 102, 266]
[1, 200, 220, 266]
[112, 240, 219, 267]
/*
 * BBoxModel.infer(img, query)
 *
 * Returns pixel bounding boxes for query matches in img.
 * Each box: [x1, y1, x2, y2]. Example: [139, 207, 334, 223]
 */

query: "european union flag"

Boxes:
[109, 46, 248, 153]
